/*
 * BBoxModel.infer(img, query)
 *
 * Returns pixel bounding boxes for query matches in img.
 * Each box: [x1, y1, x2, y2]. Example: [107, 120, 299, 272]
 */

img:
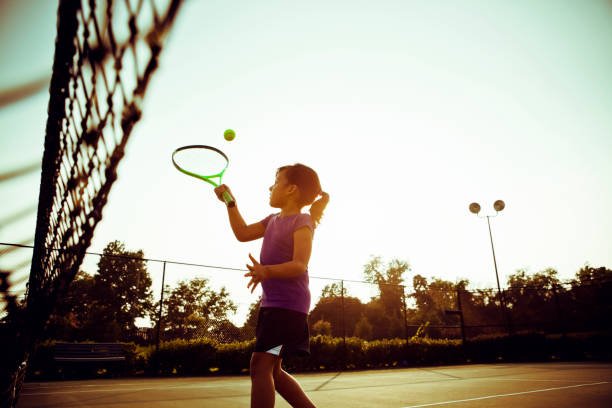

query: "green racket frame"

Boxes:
[172, 144, 235, 207]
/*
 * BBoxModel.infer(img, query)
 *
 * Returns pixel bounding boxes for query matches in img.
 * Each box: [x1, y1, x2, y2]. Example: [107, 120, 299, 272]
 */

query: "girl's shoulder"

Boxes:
[261, 212, 281, 227]
[264, 213, 313, 230]
[293, 212, 314, 231]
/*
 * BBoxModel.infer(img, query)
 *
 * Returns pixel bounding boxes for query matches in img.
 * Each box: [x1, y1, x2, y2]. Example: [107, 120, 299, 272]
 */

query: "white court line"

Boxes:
[485, 378, 575, 383]
[20, 382, 251, 396]
[22, 382, 165, 389]
[401, 381, 610, 408]
[22, 379, 245, 389]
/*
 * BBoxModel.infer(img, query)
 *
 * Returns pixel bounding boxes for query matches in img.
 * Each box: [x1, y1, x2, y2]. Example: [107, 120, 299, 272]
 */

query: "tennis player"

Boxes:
[215, 163, 329, 408]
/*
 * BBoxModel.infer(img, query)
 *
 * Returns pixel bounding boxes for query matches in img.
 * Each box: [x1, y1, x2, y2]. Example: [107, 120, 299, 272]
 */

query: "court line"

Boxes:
[417, 368, 463, 380]
[20, 382, 251, 396]
[485, 378, 577, 382]
[22, 382, 166, 389]
[314, 371, 342, 391]
[401, 381, 610, 407]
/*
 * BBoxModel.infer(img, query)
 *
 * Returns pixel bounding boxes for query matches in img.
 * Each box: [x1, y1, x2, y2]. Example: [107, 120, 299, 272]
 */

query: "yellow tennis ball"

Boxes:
[224, 129, 236, 141]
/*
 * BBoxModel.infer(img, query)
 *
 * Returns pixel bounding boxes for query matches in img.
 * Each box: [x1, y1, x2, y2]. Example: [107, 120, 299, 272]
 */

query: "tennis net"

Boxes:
[1, 1, 184, 406]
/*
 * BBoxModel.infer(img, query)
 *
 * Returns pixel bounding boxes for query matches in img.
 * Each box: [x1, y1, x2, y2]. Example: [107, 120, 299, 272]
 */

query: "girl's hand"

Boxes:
[245, 253, 268, 293]
[214, 184, 233, 203]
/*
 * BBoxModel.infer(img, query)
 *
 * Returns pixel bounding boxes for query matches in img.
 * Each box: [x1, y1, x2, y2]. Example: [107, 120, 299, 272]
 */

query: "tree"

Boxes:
[309, 284, 364, 338]
[159, 277, 237, 341]
[209, 319, 242, 343]
[362, 256, 410, 338]
[320, 282, 347, 298]
[240, 300, 261, 340]
[312, 319, 332, 336]
[573, 264, 612, 285]
[457, 287, 501, 337]
[46, 270, 95, 341]
[409, 275, 465, 338]
[502, 268, 564, 332]
[243, 300, 261, 328]
[363, 256, 410, 320]
[568, 265, 612, 332]
[353, 315, 373, 340]
[89, 241, 154, 341]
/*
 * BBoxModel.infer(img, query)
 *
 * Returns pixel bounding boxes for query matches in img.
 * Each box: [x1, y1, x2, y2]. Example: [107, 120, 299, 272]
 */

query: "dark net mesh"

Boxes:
[1, 1, 183, 406]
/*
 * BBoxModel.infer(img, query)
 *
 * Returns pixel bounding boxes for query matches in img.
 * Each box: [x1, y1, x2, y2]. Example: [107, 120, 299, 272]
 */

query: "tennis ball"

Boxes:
[224, 129, 236, 141]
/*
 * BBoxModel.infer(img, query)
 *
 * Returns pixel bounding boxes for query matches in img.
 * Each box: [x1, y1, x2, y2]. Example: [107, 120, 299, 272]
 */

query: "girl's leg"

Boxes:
[250, 352, 278, 408]
[273, 359, 317, 408]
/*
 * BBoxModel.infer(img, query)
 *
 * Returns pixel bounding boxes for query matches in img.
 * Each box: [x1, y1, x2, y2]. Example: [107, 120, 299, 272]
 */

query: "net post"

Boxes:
[552, 284, 566, 340]
[456, 287, 466, 345]
[501, 288, 514, 336]
[340, 279, 346, 370]
[155, 261, 167, 357]
[402, 285, 408, 340]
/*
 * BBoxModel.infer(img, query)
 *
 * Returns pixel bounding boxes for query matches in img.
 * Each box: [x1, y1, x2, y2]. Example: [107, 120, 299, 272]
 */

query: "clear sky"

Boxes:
[1, 0, 611, 322]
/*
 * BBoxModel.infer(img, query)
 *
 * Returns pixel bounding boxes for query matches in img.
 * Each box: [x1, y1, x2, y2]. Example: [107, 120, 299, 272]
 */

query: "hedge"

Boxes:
[26, 331, 611, 380]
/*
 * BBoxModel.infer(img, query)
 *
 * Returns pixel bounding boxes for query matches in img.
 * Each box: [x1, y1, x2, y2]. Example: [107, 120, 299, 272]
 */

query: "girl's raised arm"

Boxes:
[214, 184, 265, 242]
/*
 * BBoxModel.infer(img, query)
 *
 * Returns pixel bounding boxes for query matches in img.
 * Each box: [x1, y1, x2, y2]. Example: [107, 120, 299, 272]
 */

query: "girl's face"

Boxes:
[269, 170, 294, 207]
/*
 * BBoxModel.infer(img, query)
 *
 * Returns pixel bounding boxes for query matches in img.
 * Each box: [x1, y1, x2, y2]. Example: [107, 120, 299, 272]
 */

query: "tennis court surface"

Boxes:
[18, 362, 611, 407]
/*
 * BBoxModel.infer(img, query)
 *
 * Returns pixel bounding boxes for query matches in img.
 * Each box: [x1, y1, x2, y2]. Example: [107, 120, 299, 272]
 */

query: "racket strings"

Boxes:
[172, 146, 229, 185]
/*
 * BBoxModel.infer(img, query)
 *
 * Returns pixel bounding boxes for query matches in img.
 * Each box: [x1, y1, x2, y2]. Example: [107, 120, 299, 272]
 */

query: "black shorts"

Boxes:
[255, 307, 310, 358]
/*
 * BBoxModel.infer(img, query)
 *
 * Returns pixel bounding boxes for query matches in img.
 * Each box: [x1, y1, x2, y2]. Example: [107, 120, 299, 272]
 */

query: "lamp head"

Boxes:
[493, 200, 505, 212]
[469, 202, 481, 214]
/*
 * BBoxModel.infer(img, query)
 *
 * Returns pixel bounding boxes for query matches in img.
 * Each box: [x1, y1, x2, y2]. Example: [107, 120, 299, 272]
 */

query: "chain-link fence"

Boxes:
[3, 243, 611, 348]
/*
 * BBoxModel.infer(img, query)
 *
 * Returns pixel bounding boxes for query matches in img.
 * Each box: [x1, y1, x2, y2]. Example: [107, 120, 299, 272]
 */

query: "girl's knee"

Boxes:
[250, 352, 277, 379]
[272, 360, 283, 381]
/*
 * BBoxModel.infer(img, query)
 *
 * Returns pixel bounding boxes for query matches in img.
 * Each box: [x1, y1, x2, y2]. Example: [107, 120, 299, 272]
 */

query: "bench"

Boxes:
[54, 342, 126, 362]
[54, 343, 126, 378]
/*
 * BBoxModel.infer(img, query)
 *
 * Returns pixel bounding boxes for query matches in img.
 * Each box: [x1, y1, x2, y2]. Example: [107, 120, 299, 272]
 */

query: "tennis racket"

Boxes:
[172, 145, 235, 207]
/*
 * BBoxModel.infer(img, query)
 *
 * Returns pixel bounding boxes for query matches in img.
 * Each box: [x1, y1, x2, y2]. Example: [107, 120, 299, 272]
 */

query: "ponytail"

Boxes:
[310, 191, 330, 227]
[279, 163, 329, 227]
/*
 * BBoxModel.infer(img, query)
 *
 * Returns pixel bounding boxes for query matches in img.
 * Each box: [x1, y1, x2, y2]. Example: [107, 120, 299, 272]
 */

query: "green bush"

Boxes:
[464, 331, 612, 363]
[307, 335, 345, 370]
[25, 331, 611, 380]
[215, 340, 255, 374]
[284, 336, 462, 372]
[147, 339, 217, 375]
[343, 337, 367, 369]
[580, 331, 612, 360]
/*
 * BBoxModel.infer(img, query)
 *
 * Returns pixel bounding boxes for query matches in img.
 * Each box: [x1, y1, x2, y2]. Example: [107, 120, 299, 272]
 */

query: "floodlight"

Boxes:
[469, 202, 481, 214]
[493, 200, 505, 212]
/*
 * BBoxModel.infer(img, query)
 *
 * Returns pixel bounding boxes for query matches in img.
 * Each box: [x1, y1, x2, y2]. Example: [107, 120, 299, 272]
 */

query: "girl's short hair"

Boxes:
[278, 164, 329, 226]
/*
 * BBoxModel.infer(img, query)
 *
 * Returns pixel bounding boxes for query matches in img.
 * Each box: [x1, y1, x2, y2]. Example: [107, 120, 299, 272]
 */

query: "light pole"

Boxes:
[469, 200, 513, 335]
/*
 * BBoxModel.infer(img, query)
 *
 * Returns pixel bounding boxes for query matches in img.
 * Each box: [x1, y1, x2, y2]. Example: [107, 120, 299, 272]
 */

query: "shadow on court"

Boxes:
[18, 362, 612, 408]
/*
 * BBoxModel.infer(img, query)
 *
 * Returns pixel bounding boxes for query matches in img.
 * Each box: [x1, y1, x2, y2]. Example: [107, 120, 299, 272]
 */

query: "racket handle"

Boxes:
[222, 190, 235, 207]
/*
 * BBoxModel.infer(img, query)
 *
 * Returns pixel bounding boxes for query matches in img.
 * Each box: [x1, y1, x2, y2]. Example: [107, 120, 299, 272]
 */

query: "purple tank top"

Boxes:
[259, 213, 314, 314]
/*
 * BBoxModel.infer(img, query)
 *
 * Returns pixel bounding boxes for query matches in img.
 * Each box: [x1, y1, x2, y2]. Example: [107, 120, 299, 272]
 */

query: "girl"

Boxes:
[214, 163, 329, 408]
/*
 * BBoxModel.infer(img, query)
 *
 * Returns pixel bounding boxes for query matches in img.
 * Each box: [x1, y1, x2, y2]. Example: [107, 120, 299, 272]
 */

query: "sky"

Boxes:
[1, 0, 611, 323]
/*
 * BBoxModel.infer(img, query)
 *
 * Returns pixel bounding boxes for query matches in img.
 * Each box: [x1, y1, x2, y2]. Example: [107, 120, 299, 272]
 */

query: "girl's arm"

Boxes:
[215, 185, 265, 242]
[227, 206, 265, 242]
[246, 226, 313, 291]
